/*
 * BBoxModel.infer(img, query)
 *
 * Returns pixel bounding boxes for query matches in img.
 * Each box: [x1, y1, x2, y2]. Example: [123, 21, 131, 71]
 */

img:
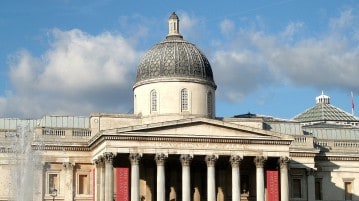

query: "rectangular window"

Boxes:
[151, 90, 157, 112]
[344, 182, 352, 200]
[315, 178, 322, 200]
[48, 173, 59, 194]
[292, 178, 302, 198]
[78, 174, 89, 194]
[181, 89, 188, 111]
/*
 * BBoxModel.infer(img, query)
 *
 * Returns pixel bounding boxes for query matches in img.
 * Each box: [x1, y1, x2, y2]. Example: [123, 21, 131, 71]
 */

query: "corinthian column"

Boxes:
[205, 155, 217, 201]
[180, 154, 193, 201]
[230, 155, 242, 201]
[155, 153, 167, 201]
[63, 162, 74, 201]
[104, 152, 114, 201]
[254, 156, 266, 201]
[98, 156, 105, 201]
[279, 157, 290, 201]
[129, 153, 141, 201]
[93, 159, 100, 201]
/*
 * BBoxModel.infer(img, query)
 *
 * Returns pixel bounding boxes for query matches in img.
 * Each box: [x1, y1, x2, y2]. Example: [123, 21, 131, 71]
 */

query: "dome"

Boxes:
[134, 12, 216, 89]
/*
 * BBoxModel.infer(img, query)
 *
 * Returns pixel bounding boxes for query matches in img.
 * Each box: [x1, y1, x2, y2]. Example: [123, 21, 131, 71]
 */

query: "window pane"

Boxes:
[345, 182, 352, 200]
[79, 175, 88, 194]
[315, 179, 322, 200]
[151, 90, 157, 112]
[292, 179, 302, 198]
[207, 92, 212, 116]
[48, 174, 59, 194]
[181, 89, 188, 111]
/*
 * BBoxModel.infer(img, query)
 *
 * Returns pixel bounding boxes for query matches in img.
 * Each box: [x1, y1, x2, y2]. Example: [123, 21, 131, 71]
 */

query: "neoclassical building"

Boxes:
[1, 12, 359, 201]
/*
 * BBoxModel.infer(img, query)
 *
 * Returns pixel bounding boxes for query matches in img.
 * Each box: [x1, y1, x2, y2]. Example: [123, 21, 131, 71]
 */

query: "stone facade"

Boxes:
[1, 12, 359, 201]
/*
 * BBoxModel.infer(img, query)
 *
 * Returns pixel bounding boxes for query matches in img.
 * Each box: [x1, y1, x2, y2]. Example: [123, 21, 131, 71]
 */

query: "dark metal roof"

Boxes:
[135, 36, 216, 87]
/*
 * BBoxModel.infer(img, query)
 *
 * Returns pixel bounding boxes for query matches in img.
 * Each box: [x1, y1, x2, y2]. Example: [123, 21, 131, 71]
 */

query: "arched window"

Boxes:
[181, 89, 188, 112]
[150, 90, 157, 112]
[207, 92, 213, 116]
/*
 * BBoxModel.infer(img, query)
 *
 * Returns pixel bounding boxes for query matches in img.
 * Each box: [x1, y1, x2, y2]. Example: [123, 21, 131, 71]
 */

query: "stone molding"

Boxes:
[290, 152, 317, 158]
[315, 156, 359, 161]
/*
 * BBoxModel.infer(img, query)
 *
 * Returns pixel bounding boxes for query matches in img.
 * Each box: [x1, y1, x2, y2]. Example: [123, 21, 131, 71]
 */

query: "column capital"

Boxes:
[155, 153, 168, 166]
[94, 157, 104, 168]
[279, 156, 290, 169]
[229, 155, 242, 168]
[306, 168, 316, 176]
[63, 162, 74, 170]
[180, 154, 193, 166]
[254, 156, 266, 168]
[205, 155, 218, 167]
[129, 153, 142, 165]
[103, 152, 114, 164]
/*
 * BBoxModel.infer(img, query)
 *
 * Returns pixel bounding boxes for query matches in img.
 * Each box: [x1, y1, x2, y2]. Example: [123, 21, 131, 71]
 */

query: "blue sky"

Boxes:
[1, 0, 359, 119]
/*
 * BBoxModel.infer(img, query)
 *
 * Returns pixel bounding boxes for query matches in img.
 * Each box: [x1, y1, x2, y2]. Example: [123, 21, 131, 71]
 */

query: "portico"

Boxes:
[91, 117, 293, 201]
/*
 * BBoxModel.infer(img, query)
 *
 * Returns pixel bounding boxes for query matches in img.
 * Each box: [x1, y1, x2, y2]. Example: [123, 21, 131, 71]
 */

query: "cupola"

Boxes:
[133, 12, 216, 118]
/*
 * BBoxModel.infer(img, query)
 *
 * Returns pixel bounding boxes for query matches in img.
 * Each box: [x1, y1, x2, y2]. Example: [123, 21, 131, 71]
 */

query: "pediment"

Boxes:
[112, 118, 290, 140]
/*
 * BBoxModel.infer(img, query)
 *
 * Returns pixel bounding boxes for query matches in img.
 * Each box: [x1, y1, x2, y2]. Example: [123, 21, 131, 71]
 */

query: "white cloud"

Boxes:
[213, 8, 359, 103]
[1, 29, 140, 118]
[177, 11, 206, 41]
[329, 9, 354, 30]
[220, 19, 235, 35]
[281, 22, 304, 39]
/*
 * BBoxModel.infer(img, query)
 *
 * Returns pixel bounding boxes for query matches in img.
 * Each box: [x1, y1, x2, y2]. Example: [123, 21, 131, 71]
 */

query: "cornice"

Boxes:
[32, 145, 90, 152]
[89, 133, 292, 149]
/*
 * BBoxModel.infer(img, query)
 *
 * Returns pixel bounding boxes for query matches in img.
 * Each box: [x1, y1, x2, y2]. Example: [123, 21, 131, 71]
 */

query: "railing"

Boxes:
[291, 136, 313, 149]
[72, 130, 91, 137]
[33, 128, 92, 144]
[294, 136, 307, 144]
[334, 141, 359, 148]
[291, 136, 359, 152]
[42, 129, 66, 136]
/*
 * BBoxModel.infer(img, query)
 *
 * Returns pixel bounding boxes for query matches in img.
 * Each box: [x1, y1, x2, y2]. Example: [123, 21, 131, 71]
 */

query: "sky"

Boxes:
[1, 0, 359, 120]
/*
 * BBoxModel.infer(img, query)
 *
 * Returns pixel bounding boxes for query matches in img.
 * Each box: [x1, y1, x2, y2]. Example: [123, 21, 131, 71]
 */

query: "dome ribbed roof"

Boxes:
[134, 12, 216, 88]
[293, 92, 358, 123]
[293, 103, 358, 122]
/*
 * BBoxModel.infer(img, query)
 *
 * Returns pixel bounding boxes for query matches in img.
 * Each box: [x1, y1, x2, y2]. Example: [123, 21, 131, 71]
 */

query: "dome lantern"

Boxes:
[167, 12, 182, 38]
[316, 91, 330, 104]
